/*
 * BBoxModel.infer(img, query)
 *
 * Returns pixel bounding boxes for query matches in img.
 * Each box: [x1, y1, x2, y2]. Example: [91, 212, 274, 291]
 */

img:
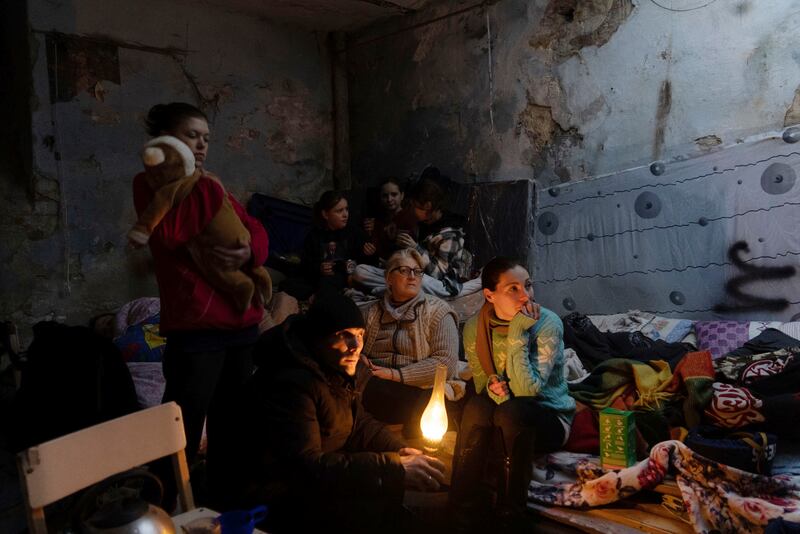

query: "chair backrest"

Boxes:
[17, 401, 194, 534]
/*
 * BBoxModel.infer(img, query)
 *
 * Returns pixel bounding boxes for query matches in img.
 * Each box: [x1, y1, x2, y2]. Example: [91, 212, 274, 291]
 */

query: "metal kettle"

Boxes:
[83, 496, 175, 534]
[76, 469, 175, 534]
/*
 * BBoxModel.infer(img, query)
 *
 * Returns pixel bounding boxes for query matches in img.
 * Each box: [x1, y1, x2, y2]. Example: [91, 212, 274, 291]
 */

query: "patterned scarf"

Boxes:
[475, 302, 509, 378]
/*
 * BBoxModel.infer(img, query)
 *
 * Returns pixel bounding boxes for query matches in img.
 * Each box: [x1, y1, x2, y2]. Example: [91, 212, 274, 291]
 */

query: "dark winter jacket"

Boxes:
[11, 322, 139, 452]
[210, 316, 407, 532]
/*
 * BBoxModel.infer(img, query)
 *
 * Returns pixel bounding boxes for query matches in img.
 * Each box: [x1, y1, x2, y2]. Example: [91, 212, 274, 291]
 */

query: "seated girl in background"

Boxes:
[302, 190, 375, 295]
[363, 178, 406, 262]
[359, 248, 466, 437]
[450, 257, 574, 522]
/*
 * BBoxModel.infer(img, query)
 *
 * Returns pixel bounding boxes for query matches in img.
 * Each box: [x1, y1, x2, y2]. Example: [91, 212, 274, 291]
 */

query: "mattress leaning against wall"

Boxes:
[534, 126, 800, 322]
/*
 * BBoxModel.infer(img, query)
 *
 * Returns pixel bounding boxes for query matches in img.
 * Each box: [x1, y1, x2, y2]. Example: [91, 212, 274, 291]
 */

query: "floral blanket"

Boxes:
[529, 439, 800, 533]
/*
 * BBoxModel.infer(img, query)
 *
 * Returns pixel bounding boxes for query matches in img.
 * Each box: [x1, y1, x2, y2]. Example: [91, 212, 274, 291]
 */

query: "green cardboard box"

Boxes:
[599, 407, 637, 470]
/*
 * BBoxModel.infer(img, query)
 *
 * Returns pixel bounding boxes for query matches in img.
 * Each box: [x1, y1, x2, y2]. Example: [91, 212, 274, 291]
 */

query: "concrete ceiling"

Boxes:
[196, 0, 436, 31]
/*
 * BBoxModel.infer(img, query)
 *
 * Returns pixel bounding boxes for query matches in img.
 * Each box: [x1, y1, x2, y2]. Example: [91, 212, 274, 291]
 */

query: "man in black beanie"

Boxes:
[208, 294, 445, 533]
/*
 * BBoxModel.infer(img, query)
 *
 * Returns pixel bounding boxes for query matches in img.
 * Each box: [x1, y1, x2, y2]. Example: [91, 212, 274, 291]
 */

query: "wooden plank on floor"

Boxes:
[589, 507, 692, 533]
[528, 503, 643, 534]
[634, 502, 692, 530]
[528, 503, 693, 534]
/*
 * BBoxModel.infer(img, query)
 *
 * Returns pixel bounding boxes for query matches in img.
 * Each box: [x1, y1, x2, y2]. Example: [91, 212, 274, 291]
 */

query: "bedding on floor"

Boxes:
[529, 439, 800, 533]
[528, 308, 800, 533]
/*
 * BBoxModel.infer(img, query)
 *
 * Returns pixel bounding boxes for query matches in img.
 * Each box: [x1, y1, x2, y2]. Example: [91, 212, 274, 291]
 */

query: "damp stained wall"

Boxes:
[348, 0, 800, 186]
[0, 0, 334, 335]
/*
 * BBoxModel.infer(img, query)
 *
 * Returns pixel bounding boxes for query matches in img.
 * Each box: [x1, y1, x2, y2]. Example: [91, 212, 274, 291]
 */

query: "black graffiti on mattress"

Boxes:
[714, 241, 796, 313]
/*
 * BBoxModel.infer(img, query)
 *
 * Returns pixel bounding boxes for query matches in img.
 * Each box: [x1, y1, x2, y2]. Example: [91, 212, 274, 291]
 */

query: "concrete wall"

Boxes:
[0, 0, 334, 335]
[348, 0, 800, 186]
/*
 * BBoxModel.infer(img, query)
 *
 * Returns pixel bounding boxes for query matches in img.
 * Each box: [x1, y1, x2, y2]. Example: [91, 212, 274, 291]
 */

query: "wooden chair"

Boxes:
[17, 401, 195, 534]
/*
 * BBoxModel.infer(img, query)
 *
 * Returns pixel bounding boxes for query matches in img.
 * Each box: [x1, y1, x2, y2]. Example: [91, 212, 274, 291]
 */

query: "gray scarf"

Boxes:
[381, 290, 424, 321]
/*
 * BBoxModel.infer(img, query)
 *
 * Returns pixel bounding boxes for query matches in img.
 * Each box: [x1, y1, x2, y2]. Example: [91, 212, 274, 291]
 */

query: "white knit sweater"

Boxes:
[362, 292, 459, 388]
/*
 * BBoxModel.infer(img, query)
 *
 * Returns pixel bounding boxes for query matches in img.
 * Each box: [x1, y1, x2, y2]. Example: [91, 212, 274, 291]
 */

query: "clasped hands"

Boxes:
[487, 301, 541, 399]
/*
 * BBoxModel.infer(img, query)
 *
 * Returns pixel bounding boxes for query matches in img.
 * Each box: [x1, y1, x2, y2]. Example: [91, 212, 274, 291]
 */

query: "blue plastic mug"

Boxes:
[217, 505, 268, 534]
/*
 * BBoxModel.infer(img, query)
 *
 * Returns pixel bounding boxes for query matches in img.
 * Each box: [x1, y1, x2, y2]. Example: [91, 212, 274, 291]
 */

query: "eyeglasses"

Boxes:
[390, 266, 424, 278]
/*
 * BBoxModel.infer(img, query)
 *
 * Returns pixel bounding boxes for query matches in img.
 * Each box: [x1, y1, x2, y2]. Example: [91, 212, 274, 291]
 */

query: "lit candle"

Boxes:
[420, 364, 448, 453]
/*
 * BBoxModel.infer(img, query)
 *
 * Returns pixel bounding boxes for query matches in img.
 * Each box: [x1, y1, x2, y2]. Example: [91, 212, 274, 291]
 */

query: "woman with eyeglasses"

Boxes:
[449, 257, 575, 526]
[359, 248, 464, 436]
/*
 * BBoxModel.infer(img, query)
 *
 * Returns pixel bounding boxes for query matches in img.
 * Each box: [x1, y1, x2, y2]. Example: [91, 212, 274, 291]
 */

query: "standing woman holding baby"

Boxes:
[132, 102, 269, 467]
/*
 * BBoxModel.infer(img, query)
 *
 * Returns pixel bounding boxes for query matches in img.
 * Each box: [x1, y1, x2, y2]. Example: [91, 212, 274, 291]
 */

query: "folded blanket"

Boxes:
[569, 351, 714, 427]
[569, 358, 673, 410]
[529, 439, 800, 534]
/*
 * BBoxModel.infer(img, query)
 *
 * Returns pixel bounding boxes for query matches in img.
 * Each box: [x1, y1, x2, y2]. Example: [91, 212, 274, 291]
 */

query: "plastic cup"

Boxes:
[216, 505, 267, 534]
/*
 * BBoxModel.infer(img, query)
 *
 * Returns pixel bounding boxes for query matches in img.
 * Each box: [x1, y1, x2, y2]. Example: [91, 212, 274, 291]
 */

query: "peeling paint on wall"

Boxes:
[694, 134, 722, 150]
[259, 80, 333, 167]
[351, 0, 800, 187]
[349, 0, 633, 184]
[784, 85, 800, 126]
[529, 0, 634, 60]
[517, 99, 559, 157]
[516, 94, 583, 181]
[45, 33, 120, 103]
[226, 128, 262, 153]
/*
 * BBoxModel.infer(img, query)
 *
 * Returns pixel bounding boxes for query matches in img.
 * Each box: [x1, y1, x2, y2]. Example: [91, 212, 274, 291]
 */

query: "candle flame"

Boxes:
[420, 401, 448, 442]
[420, 365, 449, 443]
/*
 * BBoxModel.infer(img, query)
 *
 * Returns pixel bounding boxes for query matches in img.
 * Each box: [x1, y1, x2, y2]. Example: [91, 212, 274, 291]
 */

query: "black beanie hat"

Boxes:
[305, 293, 365, 341]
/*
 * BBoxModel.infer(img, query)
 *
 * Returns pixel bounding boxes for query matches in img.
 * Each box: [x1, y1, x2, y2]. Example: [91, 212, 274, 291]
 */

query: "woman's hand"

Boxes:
[396, 232, 417, 249]
[361, 357, 397, 381]
[400, 452, 446, 491]
[488, 375, 510, 397]
[363, 242, 377, 256]
[320, 261, 334, 276]
[212, 243, 251, 270]
[519, 301, 541, 320]
[371, 364, 396, 381]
